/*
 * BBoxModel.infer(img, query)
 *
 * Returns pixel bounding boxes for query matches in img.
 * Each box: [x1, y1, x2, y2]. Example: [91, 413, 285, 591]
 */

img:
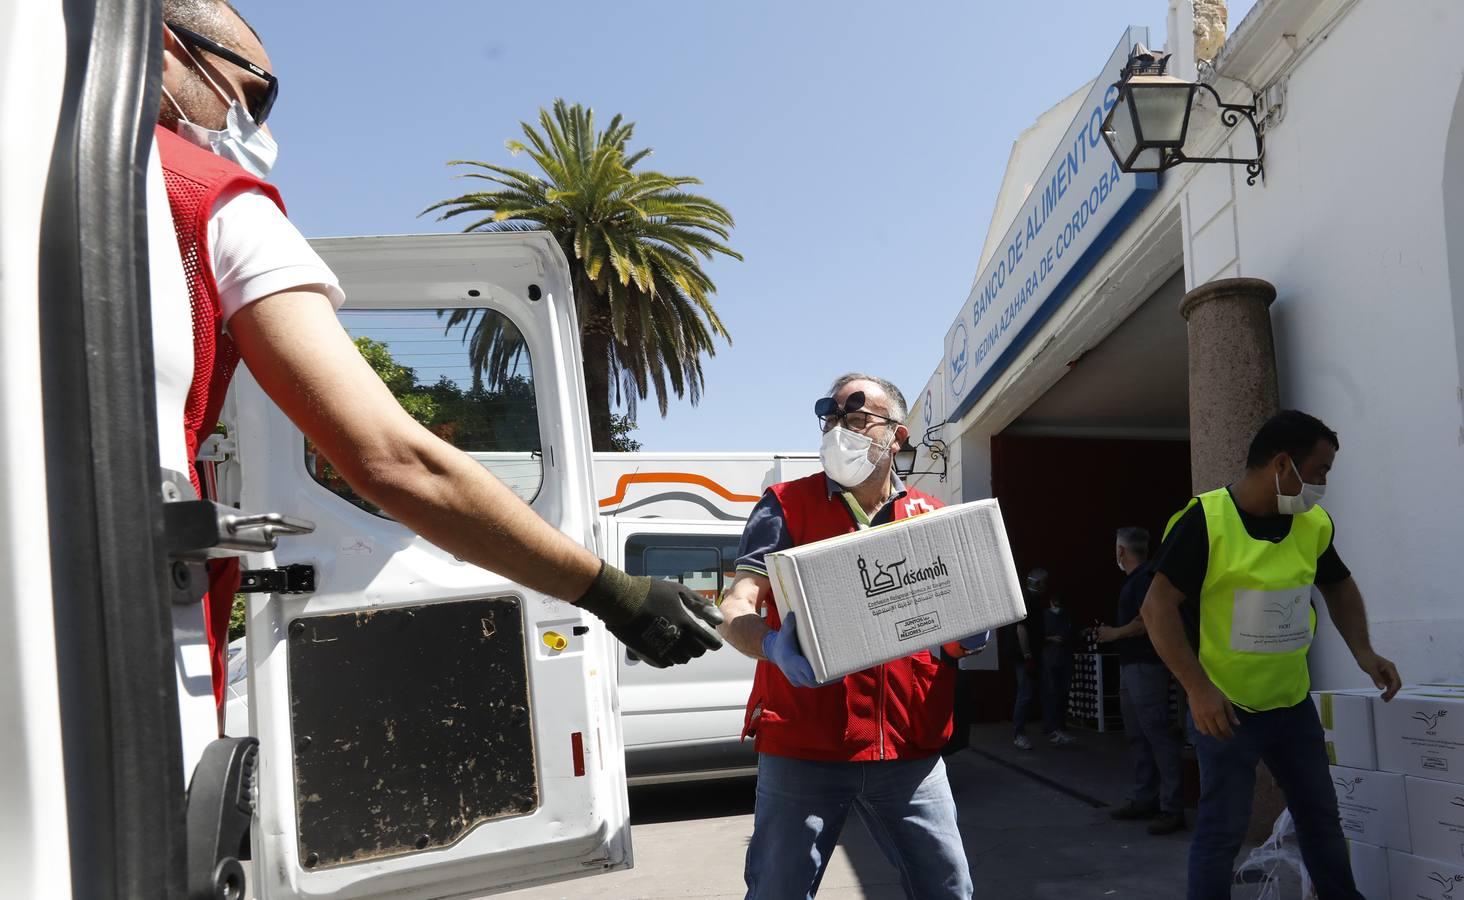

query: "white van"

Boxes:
[0, 2, 721, 891]
[593, 452, 819, 782]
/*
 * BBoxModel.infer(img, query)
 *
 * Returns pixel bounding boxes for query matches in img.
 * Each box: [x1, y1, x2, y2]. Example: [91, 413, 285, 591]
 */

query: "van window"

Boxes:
[623, 534, 740, 603]
[306, 307, 543, 515]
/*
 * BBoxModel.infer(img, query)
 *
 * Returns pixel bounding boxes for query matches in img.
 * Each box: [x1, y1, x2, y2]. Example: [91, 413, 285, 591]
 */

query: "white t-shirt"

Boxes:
[207, 187, 345, 325]
[146, 142, 194, 479]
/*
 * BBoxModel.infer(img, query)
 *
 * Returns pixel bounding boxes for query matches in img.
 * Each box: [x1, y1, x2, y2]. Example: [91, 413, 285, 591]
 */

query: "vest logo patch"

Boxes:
[902, 498, 936, 517]
[1229, 586, 1314, 654]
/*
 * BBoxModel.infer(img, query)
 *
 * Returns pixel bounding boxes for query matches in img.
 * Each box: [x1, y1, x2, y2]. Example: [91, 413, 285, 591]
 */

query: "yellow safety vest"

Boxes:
[1167, 488, 1334, 712]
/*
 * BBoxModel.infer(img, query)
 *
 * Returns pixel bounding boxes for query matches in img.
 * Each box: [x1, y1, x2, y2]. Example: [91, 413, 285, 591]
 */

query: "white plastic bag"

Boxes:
[1234, 809, 1315, 900]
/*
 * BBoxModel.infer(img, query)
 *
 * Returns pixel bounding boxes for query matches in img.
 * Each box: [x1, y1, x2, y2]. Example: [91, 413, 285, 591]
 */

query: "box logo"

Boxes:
[1333, 775, 1363, 798]
[857, 554, 950, 598]
[859, 556, 907, 597]
[1429, 872, 1464, 895]
[896, 612, 942, 641]
[1417, 710, 1451, 736]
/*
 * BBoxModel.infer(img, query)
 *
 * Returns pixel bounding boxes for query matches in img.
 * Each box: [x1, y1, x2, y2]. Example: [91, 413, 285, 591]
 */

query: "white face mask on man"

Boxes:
[163, 34, 278, 178]
[1275, 458, 1326, 515]
[820, 425, 892, 488]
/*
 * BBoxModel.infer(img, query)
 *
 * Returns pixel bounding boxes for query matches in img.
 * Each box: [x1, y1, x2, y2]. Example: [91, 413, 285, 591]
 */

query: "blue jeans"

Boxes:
[744, 753, 973, 899]
[1041, 646, 1072, 734]
[1187, 698, 1362, 900]
[1013, 663, 1036, 737]
[1120, 661, 1183, 813]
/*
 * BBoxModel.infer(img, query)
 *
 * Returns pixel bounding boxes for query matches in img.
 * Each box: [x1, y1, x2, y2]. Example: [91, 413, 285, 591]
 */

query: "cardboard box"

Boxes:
[1407, 775, 1464, 866]
[1389, 849, 1464, 900]
[1375, 690, 1464, 784]
[1315, 689, 1380, 770]
[1331, 765, 1411, 850]
[766, 498, 1026, 683]
[1346, 840, 1390, 900]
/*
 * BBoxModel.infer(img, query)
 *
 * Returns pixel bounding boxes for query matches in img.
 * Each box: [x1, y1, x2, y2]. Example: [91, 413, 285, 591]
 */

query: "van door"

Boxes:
[231, 233, 630, 899]
[605, 518, 757, 780]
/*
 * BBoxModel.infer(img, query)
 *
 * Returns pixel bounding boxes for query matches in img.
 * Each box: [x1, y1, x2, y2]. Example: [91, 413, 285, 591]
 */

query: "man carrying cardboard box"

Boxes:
[1141, 410, 1403, 900]
[718, 374, 986, 900]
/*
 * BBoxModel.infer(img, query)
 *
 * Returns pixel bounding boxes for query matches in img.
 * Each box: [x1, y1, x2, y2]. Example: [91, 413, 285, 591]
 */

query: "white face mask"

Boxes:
[1275, 459, 1326, 515]
[164, 37, 278, 178]
[820, 426, 890, 488]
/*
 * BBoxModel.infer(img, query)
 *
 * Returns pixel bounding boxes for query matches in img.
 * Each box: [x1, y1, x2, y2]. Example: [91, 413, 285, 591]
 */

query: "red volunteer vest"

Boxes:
[742, 473, 958, 762]
[156, 125, 286, 706]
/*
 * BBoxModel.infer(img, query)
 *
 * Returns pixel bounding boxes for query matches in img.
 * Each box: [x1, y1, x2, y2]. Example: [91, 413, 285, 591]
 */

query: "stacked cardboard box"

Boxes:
[1312, 685, 1464, 898]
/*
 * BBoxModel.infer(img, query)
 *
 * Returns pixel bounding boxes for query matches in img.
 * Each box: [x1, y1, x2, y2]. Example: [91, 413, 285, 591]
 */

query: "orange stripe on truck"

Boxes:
[597, 472, 761, 508]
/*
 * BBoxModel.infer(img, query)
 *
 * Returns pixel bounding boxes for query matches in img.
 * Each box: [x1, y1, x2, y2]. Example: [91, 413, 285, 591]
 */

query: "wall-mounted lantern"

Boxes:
[893, 425, 949, 481]
[1100, 44, 1265, 185]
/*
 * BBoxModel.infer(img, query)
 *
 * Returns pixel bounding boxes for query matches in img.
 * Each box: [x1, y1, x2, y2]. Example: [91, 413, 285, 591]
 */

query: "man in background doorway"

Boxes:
[1097, 526, 1184, 835]
[1039, 571, 1078, 745]
[1005, 568, 1047, 750]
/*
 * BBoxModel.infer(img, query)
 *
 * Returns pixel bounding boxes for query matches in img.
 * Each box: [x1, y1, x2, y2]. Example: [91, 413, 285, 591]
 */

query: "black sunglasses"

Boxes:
[167, 21, 278, 126]
[813, 391, 902, 433]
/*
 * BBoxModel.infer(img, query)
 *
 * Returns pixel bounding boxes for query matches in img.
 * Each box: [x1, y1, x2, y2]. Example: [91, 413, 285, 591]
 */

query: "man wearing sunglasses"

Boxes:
[718, 373, 983, 899]
[149, 0, 723, 722]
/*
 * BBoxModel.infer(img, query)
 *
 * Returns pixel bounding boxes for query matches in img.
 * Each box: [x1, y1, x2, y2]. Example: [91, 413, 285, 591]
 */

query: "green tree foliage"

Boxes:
[425, 99, 740, 450]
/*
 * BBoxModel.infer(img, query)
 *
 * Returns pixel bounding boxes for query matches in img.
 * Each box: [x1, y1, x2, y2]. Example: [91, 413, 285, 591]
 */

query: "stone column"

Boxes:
[1179, 276, 1283, 841]
[1180, 277, 1280, 494]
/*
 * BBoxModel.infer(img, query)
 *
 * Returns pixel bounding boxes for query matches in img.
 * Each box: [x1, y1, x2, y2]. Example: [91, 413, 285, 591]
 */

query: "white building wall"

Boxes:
[1187, 0, 1464, 685]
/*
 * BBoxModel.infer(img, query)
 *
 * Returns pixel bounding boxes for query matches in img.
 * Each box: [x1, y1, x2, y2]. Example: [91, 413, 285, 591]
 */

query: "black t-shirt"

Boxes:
[1115, 565, 1159, 664]
[1043, 604, 1076, 654]
[1151, 488, 1351, 645]
[1001, 590, 1046, 661]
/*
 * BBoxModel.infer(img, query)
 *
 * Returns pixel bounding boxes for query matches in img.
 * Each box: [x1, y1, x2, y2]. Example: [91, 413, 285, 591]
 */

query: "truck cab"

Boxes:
[593, 453, 819, 782]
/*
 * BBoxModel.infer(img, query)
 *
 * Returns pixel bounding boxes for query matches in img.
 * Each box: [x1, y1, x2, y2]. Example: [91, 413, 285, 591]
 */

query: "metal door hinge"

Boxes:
[239, 564, 316, 595]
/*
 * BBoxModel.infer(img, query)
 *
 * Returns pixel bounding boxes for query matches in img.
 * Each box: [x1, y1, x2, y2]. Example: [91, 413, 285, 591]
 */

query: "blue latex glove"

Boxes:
[762, 611, 819, 688]
[959, 630, 992, 653]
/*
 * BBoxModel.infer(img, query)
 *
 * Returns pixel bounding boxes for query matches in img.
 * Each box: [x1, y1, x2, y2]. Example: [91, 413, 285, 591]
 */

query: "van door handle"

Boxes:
[165, 500, 315, 558]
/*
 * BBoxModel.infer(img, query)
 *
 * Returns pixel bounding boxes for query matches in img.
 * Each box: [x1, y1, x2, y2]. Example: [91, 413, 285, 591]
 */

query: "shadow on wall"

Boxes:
[1446, 72, 1464, 436]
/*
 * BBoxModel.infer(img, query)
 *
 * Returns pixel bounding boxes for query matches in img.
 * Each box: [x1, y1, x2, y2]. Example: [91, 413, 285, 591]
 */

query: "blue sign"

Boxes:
[944, 26, 1160, 420]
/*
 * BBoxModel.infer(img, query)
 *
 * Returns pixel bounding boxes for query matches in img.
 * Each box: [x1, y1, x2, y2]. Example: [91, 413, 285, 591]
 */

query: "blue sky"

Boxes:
[249, 0, 1254, 452]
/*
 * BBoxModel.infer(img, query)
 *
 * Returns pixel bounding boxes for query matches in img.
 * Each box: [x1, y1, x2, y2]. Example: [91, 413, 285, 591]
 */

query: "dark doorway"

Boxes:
[968, 434, 1192, 723]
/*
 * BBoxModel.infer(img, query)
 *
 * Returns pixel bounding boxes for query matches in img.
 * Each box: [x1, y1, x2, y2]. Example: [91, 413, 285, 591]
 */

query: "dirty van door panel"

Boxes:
[233, 233, 628, 899]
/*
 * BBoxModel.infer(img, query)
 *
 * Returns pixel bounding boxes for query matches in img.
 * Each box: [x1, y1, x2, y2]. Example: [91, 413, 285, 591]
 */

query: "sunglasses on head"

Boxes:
[814, 391, 901, 434]
[167, 21, 278, 126]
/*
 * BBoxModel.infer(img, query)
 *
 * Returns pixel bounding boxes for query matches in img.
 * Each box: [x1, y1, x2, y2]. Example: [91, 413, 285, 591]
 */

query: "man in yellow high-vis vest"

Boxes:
[1141, 410, 1401, 900]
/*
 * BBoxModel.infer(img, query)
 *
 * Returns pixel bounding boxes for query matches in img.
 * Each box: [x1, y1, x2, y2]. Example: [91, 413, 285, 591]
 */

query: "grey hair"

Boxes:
[1117, 526, 1150, 558]
[828, 372, 908, 424]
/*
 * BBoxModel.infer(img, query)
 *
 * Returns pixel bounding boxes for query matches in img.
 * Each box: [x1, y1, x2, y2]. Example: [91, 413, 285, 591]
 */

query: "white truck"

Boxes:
[593, 452, 819, 782]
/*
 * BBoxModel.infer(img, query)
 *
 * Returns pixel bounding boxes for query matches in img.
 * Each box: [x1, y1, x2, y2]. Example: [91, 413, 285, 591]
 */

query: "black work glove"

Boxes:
[576, 561, 725, 667]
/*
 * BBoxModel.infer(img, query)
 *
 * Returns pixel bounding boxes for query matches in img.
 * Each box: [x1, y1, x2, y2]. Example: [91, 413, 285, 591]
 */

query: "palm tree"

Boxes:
[424, 99, 741, 450]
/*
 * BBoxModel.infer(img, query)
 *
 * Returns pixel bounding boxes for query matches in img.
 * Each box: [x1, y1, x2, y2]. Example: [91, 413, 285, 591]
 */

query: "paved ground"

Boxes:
[501, 723, 1299, 899]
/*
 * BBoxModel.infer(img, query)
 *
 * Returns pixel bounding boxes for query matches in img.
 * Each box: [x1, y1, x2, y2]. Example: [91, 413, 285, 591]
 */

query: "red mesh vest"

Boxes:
[742, 473, 958, 762]
[156, 125, 285, 707]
